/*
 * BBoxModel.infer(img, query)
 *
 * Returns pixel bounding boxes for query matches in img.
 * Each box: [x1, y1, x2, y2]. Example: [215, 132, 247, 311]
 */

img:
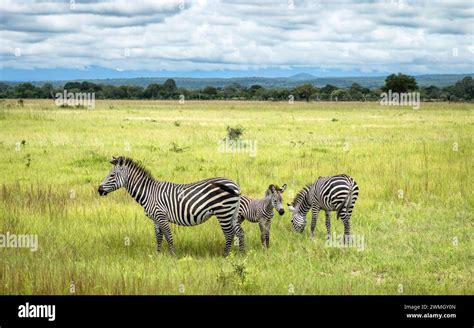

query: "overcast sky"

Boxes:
[0, 0, 473, 80]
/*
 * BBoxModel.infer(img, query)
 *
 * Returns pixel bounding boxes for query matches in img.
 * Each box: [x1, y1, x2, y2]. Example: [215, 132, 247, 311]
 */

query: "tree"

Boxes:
[267, 88, 290, 101]
[382, 73, 418, 93]
[110, 87, 126, 99]
[248, 85, 267, 100]
[125, 85, 144, 99]
[162, 79, 178, 98]
[453, 76, 473, 100]
[15, 83, 39, 98]
[202, 86, 218, 96]
[0, 82, 9, 92]
[0, 82, 11, 98]
[349, 83, 365, 100]
[319, 84, 338, 100]
[248, 84, 264, 95]
[223, 83, 242, 99]
[63, 82, 82, 91]
[3, 76, 473, 102]
[144, 83, 162, 99]
[331, 89, 351, 101]
[293, 84, 317, 101]
[80, 81, 101, 92]
[41, 83, 54, 98]
[424, 85, 441, 100]
[350, 83, 363, 93]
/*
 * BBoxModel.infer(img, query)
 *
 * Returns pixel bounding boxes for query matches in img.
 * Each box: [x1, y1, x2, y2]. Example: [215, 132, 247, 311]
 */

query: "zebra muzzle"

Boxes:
[98, 186, 108, 196]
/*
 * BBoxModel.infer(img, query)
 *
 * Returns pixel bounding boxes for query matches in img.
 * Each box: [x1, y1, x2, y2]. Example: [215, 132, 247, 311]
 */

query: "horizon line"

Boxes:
[2, 72, 473, 83]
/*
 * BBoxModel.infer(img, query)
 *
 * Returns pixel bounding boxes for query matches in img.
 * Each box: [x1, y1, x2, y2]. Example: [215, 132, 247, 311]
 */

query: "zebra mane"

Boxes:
[121, 157, 155, 180]
[264, 185, 274, 197]
[291, 184, 312, 207]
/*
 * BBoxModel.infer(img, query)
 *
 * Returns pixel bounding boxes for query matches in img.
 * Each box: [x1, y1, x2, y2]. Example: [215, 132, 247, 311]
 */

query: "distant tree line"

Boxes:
[1, 74, 473, 102]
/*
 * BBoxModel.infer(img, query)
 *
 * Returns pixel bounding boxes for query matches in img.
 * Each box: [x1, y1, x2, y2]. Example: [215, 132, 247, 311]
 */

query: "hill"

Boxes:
[2, 74, 472, 89]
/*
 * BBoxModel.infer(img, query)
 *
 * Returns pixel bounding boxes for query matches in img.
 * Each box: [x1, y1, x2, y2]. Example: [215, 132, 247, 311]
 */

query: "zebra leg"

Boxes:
[265, 222, 271, 248]
[325, 211, 331, 240]
[343, 218, 351, 245]
[310, 205, 320, 236]
[235, 221, 246, 253]
[258, 222, 266, 248]
[217, 215, 237, 256]
[157, 219, 176, 256]
[341, 182, 358, 245]
[154, 222, 164, 252]
[342, 203, 356, 245]
[340, 201, 356, 245]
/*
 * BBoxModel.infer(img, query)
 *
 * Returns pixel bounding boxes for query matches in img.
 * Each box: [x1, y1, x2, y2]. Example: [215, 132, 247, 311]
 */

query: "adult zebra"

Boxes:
[235, 184, 287, 249]
[98, 156, 241, 256]
[288, 174, 359, 242]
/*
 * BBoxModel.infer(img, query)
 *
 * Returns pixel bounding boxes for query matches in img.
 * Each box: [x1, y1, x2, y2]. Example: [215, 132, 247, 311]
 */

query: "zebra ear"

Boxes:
[279, 184, 287, 193]
[269, 184, 276, 192]
[110, 156, 119, 165]
[118, 156, 124, 165]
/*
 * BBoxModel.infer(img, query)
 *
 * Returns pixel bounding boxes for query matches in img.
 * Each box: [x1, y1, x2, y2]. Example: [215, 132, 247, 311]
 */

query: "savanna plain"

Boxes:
[0, 99, 472, 294]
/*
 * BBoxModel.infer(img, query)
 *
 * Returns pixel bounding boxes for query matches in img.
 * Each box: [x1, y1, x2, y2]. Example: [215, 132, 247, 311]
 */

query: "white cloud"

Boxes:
[0, 0, 472, 74]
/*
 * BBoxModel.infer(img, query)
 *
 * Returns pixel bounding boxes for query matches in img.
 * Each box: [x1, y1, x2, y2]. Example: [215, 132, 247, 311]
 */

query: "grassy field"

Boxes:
[0, 99, 472, 295]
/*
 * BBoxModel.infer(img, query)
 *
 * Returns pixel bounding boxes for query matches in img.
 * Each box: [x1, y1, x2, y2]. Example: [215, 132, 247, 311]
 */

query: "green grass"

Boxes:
[0, 99, 472, 295]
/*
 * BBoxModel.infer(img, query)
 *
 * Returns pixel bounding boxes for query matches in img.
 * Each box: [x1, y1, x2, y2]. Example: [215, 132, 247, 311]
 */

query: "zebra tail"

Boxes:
[232, 192, 241, 227]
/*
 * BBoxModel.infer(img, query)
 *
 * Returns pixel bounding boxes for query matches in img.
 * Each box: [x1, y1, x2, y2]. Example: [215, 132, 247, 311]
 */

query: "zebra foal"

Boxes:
[236, 184, 287, 249]
[288, 174, 359, 242]
[98, 156, 241, 256]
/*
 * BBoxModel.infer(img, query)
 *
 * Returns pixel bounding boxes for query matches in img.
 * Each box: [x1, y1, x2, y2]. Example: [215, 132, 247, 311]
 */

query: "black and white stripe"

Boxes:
[288, 174, 359, 241]
[98, 156, 241, 256]
[235, 184, 287, 249]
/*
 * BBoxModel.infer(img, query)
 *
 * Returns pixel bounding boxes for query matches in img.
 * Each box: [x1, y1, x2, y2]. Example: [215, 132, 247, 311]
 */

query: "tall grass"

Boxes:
[0, 100, 472, 294]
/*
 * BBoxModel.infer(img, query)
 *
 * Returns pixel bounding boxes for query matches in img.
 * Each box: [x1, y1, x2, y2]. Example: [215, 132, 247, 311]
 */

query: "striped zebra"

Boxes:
[288, 174, 359, 241]
[235, 184, 287, 249]
[98, 156, 241, 256]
